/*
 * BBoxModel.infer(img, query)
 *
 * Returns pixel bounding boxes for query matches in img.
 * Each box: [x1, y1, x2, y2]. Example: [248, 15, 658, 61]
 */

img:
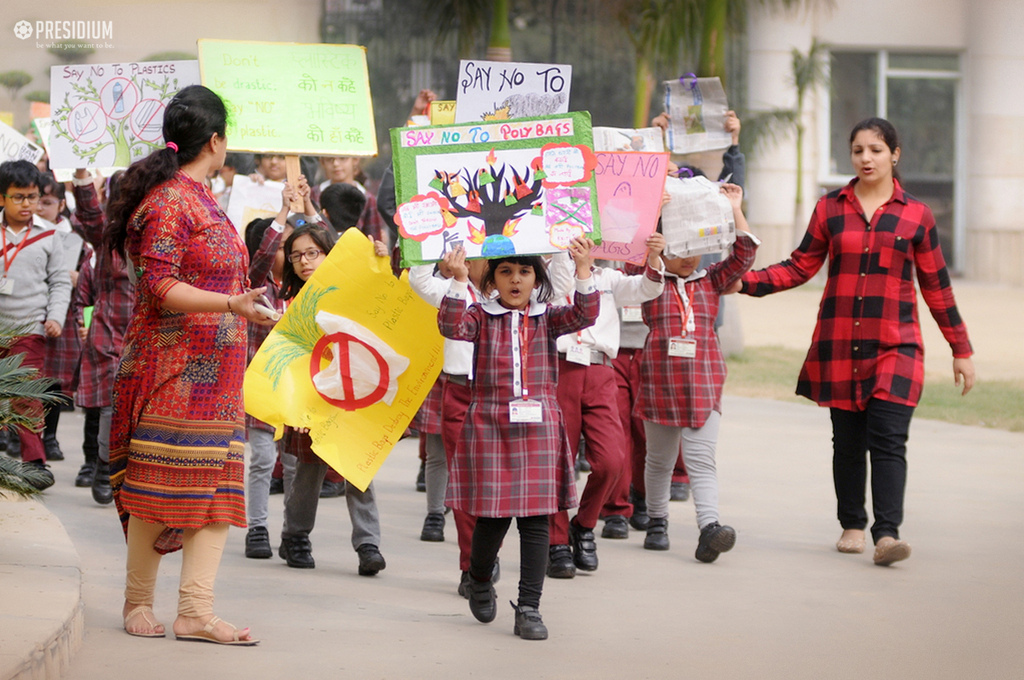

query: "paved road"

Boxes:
[34, 396, 1024, 680]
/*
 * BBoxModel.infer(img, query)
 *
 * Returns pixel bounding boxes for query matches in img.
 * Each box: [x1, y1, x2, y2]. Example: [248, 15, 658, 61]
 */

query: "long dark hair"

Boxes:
[480, 255, 553, 303]
[104, 85, 228, 257]
[850, 117, 901, 182]
[280, 224, 337, 300]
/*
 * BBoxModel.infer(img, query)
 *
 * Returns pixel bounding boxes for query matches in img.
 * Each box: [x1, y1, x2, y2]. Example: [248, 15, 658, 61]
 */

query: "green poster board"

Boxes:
[391, 111, 601, 266]
[197, 39, 376, 156]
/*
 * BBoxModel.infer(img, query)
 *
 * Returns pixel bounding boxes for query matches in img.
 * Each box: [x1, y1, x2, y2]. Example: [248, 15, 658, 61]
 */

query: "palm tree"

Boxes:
[0, 323, 61, 498]
[426, 0, 513, 61]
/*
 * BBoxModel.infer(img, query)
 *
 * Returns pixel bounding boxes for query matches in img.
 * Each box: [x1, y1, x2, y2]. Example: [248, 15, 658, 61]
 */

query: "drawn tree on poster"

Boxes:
[434, 148, 543, 257]
[51, 76, 182, 167]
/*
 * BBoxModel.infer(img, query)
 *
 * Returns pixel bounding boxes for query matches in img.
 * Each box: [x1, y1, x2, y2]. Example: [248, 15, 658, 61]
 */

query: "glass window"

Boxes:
[888, 53, 959, 71]
[829, 52, 877, 176]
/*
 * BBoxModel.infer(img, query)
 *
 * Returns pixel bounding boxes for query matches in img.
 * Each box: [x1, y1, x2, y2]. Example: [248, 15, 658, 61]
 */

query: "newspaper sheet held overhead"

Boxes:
[660, 176, 735, 258]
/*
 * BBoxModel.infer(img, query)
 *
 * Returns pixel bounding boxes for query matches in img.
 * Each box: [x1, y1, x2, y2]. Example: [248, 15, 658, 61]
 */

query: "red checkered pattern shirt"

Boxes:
[438, 278, 599, 517]
[636, 233, 758, 428]
[245, 222, 287, 433]
[72, 183, 136, 409]
[740, 180, 972, 410]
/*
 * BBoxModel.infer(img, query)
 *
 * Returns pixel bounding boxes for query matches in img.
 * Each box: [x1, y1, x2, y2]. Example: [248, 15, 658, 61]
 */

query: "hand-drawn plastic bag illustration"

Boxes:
[311, 311, 410, 410]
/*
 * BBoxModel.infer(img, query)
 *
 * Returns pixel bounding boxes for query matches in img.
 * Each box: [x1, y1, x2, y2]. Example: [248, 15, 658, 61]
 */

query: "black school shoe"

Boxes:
[91, 461, 113, 505]
[467, 578, 496, 623]
[279, 534, 315, 568]
[26, 459, 55, 491]
[420, 512, 445, 541]
[644, 517, 670, 551]
[569, 519, 598, 571]
[512, 602, 548, 640]
[245, 526, 272, 559]
[75, 461, 96, 487]
[695, 521, 736, 563]
[268, 477, 284, 495]
[601, 515, 629, 539]
[459, 559, 501, 598]
[629, 487, 650, 531]
[356, 544, 386, 576]
[546, 545, 576, 579]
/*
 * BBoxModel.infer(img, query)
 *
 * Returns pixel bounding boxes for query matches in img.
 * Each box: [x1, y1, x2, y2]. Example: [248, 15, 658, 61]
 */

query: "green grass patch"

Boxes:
[726, 346, 1024, 433]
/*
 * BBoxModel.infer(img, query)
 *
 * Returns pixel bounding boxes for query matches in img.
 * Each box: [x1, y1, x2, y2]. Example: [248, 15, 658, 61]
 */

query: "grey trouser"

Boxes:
[643, 412, 722, 529]
[424, 433, 448, 516]
[281, 457, 381, 550]
[246, 427, 277, 530]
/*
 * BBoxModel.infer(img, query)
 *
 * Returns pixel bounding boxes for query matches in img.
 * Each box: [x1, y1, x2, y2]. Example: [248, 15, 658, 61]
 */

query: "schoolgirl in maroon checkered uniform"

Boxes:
[736, 118, 975, 566]
[637, 183, 757, 562]
[544, 236, 666, 577]
[438, 238, 599, 641]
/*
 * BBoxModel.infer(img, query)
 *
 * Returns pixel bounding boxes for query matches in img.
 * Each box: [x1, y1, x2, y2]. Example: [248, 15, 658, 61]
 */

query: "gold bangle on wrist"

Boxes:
[226, 295, 234, 314]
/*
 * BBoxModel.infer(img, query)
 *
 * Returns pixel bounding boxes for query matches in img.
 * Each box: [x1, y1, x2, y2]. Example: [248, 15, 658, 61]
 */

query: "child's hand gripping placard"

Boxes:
[243, 229, 444, 491]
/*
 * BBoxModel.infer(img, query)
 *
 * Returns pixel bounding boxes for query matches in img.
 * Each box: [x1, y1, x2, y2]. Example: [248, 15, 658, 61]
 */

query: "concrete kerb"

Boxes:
[0, 497, 84, 680]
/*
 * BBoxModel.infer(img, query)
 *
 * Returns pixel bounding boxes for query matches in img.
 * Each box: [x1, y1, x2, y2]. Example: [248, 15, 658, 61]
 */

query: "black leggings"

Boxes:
[469, 515, 549, 609]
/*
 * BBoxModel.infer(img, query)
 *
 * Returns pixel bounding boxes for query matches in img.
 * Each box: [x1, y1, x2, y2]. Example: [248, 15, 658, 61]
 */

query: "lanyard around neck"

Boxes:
[668, 280, 693, 338]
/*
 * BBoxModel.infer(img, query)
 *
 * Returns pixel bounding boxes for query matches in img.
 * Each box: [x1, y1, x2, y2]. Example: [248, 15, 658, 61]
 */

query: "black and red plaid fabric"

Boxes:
[636, 233, 758, 428]
[45, 238, 90, 396]
[438, 284, 599, 517]
[245, 224, 286, 434]
[73, 183, 135, 409]
[740, 180, 972, 410]
[411, 376, 444, 434]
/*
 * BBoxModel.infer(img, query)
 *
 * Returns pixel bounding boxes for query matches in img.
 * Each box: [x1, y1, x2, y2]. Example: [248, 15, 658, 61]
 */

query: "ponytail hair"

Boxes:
[850, 117, 902, 183]
[104, 85, 228, 257]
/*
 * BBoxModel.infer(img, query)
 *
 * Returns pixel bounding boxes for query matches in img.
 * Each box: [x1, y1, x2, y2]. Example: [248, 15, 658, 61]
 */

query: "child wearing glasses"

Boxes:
[0, 160, 72, 489]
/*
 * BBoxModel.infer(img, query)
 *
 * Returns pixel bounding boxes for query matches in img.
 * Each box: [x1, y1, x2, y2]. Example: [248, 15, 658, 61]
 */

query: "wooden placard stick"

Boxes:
[285, 155, 305, 212]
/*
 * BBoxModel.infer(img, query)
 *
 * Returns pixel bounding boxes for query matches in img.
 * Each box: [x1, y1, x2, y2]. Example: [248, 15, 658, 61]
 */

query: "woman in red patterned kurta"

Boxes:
[438, 238, 598, 641]
[736, 118, 975, 566]
[105, 86, 272, 645]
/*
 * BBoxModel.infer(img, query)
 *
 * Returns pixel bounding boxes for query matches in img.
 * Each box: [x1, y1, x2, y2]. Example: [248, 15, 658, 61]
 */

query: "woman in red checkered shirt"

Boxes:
[733, 118, 975, 567]
[438, 237, 599, 641]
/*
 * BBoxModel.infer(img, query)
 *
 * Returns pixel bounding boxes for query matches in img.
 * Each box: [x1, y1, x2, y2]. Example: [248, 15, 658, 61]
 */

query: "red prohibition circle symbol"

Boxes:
[309, 332, 390, 411]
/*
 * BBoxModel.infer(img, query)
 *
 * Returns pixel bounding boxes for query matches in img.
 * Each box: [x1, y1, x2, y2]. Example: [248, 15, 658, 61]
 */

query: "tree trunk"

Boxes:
[633, 56, 654, 128]
[485, 0, 512, 62]
[698, 0, 728, 81]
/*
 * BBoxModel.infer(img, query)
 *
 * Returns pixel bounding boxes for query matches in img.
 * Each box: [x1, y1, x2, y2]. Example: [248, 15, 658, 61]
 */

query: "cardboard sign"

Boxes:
[226, 175, 284, 235]
[391, 112, 601, 266]
[48, 60, 201, 170]
[592, 151, 669, 264]
[244, 229, 443, 491]
[198, 39, 377, 156]
[592, 127, 665, 152]
[660, 175, 736, 258]
[0, 120, 44, 165]
[455, 60, 571, 123]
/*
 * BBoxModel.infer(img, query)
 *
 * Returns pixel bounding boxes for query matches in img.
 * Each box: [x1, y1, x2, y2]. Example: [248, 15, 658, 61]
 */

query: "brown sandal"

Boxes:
[176, 616, 259, 646]
[123, 605, 165, 638]
[873, 536, 911, 566]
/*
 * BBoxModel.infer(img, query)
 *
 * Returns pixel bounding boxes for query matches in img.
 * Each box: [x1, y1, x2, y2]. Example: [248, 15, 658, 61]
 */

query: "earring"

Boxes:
[893, 159, 898, 166]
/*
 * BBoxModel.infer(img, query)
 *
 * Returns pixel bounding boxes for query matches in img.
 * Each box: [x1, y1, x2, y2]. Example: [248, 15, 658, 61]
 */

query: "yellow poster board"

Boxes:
[198, 39, 377, 156]
[244, 229, 443, 490]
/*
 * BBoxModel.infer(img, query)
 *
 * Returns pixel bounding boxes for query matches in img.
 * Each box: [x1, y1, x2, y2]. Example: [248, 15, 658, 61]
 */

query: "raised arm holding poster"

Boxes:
[591, 151, 669, 264]
[244, 229, 443, 491]
[455, 60, 571, 123]
[198, 39, 376, 156]
[48, 60, 201, 170]
[391, 112, 601, 266]
[662, 76, 732, 155]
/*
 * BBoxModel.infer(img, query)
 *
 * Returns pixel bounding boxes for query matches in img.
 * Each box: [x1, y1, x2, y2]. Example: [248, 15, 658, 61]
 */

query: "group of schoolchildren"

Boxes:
[1, 93, 758, 643]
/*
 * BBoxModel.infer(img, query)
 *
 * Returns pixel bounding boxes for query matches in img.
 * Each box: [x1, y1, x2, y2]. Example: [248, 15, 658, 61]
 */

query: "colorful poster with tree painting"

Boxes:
[244, 229, 443, 491]
[48, 60, 200, 170]
[391, 112, 601, 266]
[198, 39, 376, 156]
[455, 60, 571, 123]
[592, 151, 669, 264]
